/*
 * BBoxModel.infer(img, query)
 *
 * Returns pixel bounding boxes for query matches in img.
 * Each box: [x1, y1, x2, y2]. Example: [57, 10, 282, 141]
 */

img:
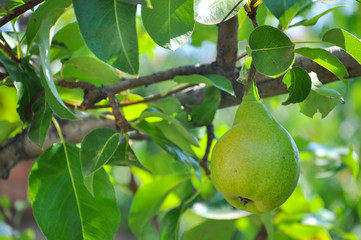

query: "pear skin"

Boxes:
[211, 88, 300, 214]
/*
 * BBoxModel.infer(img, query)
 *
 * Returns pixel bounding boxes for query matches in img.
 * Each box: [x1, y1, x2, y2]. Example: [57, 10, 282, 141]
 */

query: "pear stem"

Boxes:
[245, 62, 257, 94]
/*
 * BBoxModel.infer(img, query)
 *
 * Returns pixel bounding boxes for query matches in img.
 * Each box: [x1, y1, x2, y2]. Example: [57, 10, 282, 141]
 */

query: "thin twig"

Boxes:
[107, 92, 130, 131]
[0, 39, 20, 63]
[58, 79, 95, 91]
[0, 0, 45, 27]
[200, 124, 214, 176]
[237, 52, 248, 61]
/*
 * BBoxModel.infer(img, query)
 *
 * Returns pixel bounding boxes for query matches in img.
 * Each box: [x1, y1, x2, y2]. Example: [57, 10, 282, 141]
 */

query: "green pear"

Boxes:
[211, 85, 300, 214]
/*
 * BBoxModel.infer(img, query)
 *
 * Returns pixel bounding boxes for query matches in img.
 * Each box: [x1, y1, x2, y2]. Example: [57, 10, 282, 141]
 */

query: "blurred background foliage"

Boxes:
[0, 0, 360, 239]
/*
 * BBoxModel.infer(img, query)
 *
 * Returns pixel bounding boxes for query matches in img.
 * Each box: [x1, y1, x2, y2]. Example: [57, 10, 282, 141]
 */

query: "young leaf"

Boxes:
[73, 0, 139, 75]
[282, 67, 312, 105]
[29, 143, 120, 240]
[290, 6, 345, 27]
[298, 86, 343, 118]
[190, 86, 221, 125]
[63, 57, 121, 85]
[0, 57, 42, 121]
[80, 128, 120, 194]
[262, 0, 309, 29]
[28, 97, 53, 147]
[322, 28, 361, 65]
[141, 0, 194, 50]
[26, 0, 77, 120]
[295, 47, 349, 86]
[249, 25, 295, 77]
[194, 0, 245, 25]
[128, 174, 191, 236]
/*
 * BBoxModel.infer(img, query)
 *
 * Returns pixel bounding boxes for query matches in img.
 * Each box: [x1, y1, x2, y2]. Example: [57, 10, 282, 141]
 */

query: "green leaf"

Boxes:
[138, 110, 199, 147]
[128, 174, 190, 236]
[51, 22, 87, 61]
[0, 120, 21, 145]
[295, 47, 349, 86]
[174, 74, 234, 96]
[107, 141, 146, 170]
[0, 58, 43, 121]
[263, 0, 309, 29]
[190, 86, 221, 125]
[29, 143, 120, 240]
[322, 28, 361, 65]
[194, 0, 245, 25]
[282, 67, 311, 105]
[278, 223, 332, 239]
[341, 146, 359, 179]
[159, 207, 182, 240]
[141, 0, 194, 50]
[134, 120, 202, 180]
[299, 86, 343, 118]
[26, 0, 77, 120]
[249, 25, 295, 77]
[80, 128, 120, 194]
[290, 6, 345, 27]
[28, 97, 53, 147]
[179, 209, 237, 240]
[150, 97, 189, 125]
[73, 0, 139, 74]
[63, 57, 121, 85]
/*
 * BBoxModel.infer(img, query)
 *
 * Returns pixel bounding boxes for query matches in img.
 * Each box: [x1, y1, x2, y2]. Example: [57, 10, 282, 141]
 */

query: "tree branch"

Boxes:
[0, 0, 44, 28]
[1, 47, 360, 178]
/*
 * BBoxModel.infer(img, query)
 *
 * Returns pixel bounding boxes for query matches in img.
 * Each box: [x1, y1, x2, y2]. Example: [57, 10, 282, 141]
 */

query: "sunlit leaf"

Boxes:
[138, 110, 199, 147]
[63, 57, 121, 85]
[194, 0, 245, 25]
[249, 25, 295, 77]
[142, 0, 194, 50]
[295, 47, 349, 86]
[322, 28, 361, 64]
[299, 86, 342, 118]
[73, 0, 139, 74]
